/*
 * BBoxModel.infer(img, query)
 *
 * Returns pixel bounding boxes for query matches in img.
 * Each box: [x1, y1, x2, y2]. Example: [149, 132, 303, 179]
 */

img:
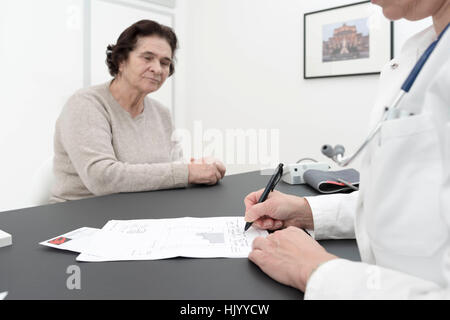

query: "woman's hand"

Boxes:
[249, 226, 337, 291]
[188, 157, 226, 185]
[244, 189, 314, 231]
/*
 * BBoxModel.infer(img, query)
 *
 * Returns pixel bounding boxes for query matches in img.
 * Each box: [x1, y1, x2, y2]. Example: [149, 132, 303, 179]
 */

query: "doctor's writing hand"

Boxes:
[249, 227, 337, 291]
[244, 189, 314, 231]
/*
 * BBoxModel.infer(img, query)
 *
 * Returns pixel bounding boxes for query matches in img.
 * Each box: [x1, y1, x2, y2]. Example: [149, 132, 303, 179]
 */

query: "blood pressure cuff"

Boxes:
[303, 168, 359, 194]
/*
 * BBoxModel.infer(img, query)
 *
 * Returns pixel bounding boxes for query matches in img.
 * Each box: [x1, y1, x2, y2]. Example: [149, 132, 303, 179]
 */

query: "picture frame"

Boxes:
[304, 0, 393, 79]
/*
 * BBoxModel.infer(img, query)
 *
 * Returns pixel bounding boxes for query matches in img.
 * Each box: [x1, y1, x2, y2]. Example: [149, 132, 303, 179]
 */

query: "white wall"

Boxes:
[180, 0, 433, 175]
[0, 0, 84, 212]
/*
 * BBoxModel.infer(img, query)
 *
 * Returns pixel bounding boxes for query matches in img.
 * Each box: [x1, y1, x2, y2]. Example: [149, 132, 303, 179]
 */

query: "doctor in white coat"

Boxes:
[245, 0, 450, 299]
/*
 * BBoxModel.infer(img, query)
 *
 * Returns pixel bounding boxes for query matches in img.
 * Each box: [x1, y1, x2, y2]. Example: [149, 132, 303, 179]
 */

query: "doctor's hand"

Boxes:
[244, 189, 314, 231]
[188, 157, 226, 185]
[249, 227, 337, 291]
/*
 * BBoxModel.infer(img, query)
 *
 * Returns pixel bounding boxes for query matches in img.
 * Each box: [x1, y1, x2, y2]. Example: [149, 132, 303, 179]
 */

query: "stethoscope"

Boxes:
[322, 23, 449, 167]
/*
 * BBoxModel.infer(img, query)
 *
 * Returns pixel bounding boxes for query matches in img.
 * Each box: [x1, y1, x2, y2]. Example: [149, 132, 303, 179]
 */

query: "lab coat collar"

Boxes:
[400, 25, 437, 59]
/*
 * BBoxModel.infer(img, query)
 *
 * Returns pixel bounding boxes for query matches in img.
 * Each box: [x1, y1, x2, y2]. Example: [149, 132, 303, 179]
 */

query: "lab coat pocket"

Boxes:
[366, 113, 447, 257]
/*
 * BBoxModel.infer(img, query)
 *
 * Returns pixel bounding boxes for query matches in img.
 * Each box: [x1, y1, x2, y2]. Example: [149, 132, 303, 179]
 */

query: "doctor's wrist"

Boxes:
[290, 196, 314, 230]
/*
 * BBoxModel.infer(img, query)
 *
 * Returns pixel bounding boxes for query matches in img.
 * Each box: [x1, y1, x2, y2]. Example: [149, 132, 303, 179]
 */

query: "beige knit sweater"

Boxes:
[49, 81, 188, 203]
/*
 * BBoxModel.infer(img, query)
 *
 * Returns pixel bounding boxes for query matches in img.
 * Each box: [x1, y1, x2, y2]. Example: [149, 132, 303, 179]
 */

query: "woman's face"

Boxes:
[371, 0, 446, 21]
[118, 35, 173, 94]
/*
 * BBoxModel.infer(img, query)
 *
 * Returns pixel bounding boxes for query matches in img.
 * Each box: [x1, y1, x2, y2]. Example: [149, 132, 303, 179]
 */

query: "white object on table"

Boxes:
[39, 227, 99, 253]
[0, 230, 12, 248]
[77, 217, 268, 262]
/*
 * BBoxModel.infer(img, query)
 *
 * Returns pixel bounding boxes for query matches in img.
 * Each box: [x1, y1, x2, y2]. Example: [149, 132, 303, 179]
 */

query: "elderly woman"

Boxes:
[50, 20, 225, 202]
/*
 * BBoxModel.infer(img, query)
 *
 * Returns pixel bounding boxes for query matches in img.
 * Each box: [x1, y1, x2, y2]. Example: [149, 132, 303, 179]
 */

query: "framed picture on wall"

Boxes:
[304, 0, 393, 79]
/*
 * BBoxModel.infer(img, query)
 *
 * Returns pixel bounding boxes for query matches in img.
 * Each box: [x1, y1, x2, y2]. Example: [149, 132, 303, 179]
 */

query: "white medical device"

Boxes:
[282, 162, 331, 185]
[0, 229, 12, 248]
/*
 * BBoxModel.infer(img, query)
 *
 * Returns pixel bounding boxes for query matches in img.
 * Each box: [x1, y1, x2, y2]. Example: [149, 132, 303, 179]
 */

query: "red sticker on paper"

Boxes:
[48, 237, 71, 245]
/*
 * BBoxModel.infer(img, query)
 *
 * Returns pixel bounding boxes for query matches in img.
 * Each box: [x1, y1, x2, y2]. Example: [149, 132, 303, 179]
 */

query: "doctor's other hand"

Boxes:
[249, 227, 337, 291]
[188, 157, 226, 185]
[244, 189, 314, 231]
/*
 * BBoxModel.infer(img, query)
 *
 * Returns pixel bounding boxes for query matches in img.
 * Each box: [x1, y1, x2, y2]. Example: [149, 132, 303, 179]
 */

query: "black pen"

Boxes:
[244, 163, 284, 232]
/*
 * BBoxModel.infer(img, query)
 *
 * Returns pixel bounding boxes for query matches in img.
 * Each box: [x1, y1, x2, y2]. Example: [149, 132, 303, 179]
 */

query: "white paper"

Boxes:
[40, 227, 99, 253]
[0, 291, 8, 300]
[76, 217, 267, 262]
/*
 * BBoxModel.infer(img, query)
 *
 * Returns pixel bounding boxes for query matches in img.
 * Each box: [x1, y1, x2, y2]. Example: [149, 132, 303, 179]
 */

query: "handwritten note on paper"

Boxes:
[76, 217, 268, 262]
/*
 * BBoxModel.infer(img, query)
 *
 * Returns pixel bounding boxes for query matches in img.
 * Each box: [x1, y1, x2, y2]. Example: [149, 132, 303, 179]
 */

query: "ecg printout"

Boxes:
[76, 217, 268, 262]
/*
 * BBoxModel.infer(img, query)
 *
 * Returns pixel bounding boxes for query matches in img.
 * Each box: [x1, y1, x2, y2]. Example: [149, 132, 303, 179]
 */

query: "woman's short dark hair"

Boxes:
[106, 19, 178, 77]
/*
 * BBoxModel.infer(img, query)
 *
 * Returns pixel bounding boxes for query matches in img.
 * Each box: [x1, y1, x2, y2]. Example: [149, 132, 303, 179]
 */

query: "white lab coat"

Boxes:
[304, 25, 450, 299]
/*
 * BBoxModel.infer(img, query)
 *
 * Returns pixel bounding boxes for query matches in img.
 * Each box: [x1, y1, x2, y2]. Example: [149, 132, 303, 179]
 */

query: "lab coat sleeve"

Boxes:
[304, 256, 450, 299]
[305, 50, 450, 301]
[305, 192, 358, 240]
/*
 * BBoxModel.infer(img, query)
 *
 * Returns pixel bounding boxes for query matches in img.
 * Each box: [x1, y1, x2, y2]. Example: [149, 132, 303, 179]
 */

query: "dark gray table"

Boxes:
[0, 171, 360, 299]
